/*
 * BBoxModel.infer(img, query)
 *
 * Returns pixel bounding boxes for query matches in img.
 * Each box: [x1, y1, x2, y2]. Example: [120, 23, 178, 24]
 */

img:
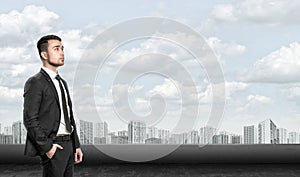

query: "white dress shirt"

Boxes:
[42, 66, 72, 135]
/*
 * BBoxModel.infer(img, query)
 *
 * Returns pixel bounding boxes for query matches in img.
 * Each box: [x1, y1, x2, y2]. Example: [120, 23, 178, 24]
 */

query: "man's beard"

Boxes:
[47, 58, 63, 67]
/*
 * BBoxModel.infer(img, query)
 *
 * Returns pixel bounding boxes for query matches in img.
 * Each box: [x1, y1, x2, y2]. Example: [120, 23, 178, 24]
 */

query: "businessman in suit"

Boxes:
[23, 35, 83, 177]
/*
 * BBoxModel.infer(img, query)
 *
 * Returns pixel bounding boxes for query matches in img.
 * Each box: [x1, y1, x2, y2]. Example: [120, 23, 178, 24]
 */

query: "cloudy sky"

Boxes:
[1, 0, 300, 135]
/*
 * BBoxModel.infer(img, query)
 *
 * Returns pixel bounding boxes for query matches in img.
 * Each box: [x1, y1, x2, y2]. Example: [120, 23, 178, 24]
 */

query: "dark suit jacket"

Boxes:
[23, 68, 80, 157]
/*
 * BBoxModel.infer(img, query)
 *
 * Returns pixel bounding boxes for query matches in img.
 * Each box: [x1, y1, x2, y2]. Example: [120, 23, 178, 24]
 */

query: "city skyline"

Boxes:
[1, 1, 300, 137]
[1, 117, 299, 145]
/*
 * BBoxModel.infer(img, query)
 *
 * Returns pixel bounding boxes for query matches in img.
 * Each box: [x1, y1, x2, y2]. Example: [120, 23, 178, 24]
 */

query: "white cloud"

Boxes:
[211, 0, 300, 25]
[237, 94, 273, 112]
[0, 47, 29, 63]
[0, 86, 23, 103]
[57, 29, 94, 62]
[211, 4, 237, 22]
[247, 94, 272, 104]
[225, 81, 248, 99]
[207, 37, 246, 57]
[0, 5, 60, 46]
[246, 42, 300, 83]
[281, 84, 300, 104]
[148, 79, 180, 99]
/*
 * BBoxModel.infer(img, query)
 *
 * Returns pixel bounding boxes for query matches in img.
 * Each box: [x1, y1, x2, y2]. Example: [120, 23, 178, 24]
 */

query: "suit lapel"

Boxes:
[40, 69, 60, 105]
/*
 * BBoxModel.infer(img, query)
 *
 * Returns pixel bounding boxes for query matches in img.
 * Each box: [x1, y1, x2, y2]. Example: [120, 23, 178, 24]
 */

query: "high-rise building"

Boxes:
[0, 123, 2, 134]
[93, 122, 108, 144]
[12, 121, 27, 144]
[169, 133, 184, 144]
[244, 125, 258, 144]
[258, 119, 278, 144]
[187, 130, 199, 144]
[118, 130, 128, 137]
[288, 132, 299, 144]
[0, 134, 13, 144]
[277, 128, 288, 144]
[199, 126, 217, 144]
[94, 122, 108, 141]
[158, 129, 170, 144]
[229, 134, 242, 144]
[79, 120, 93, 144]
[128, 120, 146, 144]
[212, 134, 229, 144]
[147, 127, 158, 139]
[3, 126, 12, 135]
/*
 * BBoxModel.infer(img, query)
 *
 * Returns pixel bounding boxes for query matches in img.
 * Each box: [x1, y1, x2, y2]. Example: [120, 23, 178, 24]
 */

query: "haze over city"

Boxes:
[1, 0, 300, 136]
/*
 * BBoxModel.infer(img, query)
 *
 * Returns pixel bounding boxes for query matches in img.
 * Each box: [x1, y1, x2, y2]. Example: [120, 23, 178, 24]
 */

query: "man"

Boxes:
[23, 34, 83, 177]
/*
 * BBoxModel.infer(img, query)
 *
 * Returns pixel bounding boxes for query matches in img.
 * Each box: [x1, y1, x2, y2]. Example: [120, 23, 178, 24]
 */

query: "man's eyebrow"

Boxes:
[52, 45, 63, 49]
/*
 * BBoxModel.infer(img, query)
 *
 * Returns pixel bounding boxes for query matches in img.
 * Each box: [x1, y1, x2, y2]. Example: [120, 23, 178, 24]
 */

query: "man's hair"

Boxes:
[37, 35, 61, 59]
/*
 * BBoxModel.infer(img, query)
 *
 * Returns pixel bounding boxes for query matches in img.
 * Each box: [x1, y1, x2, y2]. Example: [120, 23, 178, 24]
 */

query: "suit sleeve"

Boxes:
[23, 77, 53, 155]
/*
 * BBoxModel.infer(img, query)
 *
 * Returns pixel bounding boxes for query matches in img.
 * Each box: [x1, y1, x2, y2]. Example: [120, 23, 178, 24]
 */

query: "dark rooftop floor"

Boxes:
[1, 164, 300, 177]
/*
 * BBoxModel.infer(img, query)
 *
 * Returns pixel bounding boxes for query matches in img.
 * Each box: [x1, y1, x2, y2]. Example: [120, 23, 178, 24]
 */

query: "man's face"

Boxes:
[45, 39, 65, 67]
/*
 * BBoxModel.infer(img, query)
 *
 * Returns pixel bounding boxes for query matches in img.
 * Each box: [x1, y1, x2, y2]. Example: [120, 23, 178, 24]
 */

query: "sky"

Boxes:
[1, 0, 300, 135]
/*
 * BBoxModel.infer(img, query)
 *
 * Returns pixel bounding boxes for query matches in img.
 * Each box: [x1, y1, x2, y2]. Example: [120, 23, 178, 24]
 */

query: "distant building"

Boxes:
[12, 121, 27, 144]
[145, 137, 162, 144]
[94, 137, 106, 144]
[0, 134, 13, 144]
[212, 134, 229, 144]
[3, 126, 12, 135]
[94, 122, 108, 144]
[79, 120, 93, 144]
[277, 128, 288, 144]
[147, 127, 158, 139]
[229, 134, 242, 144]
[199, 126, 217, 144]
[187, 130, 199, 144]
[258, 119, 278, 144]
[110, 136, 128, 144]
[128, 120, 146, 144]
[158, 129, 170, 144]
[94, 122, 108, 138]
[244, 125, 257, 144]
[118, 130, 128, 137]
[169, 133, 187, 144]
[288, 132, 299, 144]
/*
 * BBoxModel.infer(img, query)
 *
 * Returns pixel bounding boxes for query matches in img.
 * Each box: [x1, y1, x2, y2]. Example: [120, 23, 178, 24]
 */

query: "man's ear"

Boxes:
[41, 52, 48, 60]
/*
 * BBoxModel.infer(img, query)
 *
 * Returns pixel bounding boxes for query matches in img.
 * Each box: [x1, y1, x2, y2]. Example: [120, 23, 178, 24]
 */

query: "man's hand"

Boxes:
[46, 144, 63, 159]
[74, 148, 83, 164]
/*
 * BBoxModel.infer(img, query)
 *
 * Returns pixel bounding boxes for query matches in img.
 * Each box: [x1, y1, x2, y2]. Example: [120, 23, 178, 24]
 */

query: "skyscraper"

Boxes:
[229, 134, 242, 144]
[3, 126, 12, 135]
[158, 129, 170, 144]
[244, 125, 258, 144]
[288, 132, 299, 144]
[258, 119, 278, 144]
[212, 134, 229, 144]
[94, 122, 108, 138]
[12, 120, 27, 144]
[128, 120, 146, 144]
[147, 126, 158, 139]
[199, 126, 217, 144]
[94, 122, 108, 144]
[187, 130, 199, 144]
[79, 120, 93, 144]
[277, 128, 288, 144]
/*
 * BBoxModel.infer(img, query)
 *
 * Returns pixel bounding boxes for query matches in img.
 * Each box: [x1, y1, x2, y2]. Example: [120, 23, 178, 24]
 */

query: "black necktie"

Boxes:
[55, 74, 72, 132]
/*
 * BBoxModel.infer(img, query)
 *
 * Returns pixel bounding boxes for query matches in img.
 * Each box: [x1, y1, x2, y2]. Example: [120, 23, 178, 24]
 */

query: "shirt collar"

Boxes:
[42, 66, 58, 80]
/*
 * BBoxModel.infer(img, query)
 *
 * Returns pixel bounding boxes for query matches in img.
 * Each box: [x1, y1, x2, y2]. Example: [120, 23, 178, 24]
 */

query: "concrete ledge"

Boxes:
[1, 144, 300, 164]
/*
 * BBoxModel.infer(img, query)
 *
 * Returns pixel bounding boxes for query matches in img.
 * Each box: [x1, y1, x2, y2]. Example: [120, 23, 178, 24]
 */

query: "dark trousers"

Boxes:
[41, 138, 74, 177]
